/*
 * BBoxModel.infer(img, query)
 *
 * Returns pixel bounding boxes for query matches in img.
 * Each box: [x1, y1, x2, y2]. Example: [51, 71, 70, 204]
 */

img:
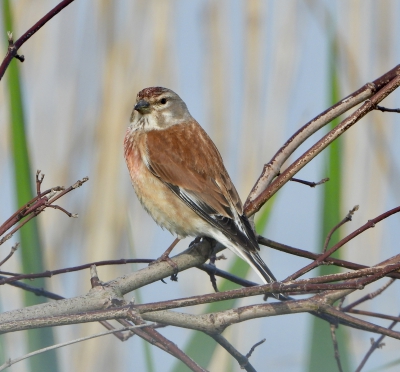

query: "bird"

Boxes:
[124, 86, 277, 288]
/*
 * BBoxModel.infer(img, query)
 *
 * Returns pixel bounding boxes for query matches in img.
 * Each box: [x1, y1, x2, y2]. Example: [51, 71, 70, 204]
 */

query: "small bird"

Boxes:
[124, 87, 277, 287]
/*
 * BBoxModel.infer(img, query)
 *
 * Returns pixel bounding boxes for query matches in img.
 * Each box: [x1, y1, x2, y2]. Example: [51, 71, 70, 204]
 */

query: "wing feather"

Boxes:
[145, 121, 258, 251]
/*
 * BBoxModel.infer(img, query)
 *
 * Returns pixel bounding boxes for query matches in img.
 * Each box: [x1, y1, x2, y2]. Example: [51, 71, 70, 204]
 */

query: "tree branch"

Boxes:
[0, 0, 76, 80]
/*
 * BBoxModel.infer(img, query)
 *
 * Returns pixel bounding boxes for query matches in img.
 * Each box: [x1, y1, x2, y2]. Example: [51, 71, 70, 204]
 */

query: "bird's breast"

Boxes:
[123, 130, 209, 238]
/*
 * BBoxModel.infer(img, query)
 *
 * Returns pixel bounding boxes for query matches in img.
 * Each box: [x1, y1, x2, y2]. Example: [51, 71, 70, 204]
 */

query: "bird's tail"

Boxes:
[243, 249, 284, 300]
[243, 249, 276, 284]
[223, 239, 281, 299]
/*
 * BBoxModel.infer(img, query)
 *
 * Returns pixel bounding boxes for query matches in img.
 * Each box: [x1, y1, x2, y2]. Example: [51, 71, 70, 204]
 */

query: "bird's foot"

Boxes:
[150, 252, 178, 271]
[149, 238, 180, 271]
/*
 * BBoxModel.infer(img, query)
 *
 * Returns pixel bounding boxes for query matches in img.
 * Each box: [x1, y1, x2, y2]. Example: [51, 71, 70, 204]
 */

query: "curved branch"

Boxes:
[245, 69, 400, 216]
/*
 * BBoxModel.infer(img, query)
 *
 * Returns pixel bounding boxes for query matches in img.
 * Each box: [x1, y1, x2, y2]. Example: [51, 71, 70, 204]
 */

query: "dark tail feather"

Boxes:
[243, 249, 281, 299]
[251, 250, 277, 283]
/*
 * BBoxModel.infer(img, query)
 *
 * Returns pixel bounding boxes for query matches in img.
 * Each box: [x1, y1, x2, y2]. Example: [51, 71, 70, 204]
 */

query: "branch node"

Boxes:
[11, 242, 19, 253]
[346, 205, 359, 221]
[0, 242, 19, 267]
[72, 177, 89, 189]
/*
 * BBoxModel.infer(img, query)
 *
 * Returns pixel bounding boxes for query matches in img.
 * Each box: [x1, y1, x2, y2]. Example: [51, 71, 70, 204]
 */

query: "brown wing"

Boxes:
[145, 120, 242, 219]
[144, 121, 261, 253]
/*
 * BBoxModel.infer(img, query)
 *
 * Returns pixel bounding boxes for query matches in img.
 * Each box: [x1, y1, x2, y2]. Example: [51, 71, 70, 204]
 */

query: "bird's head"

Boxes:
[130, 87, 192, 131]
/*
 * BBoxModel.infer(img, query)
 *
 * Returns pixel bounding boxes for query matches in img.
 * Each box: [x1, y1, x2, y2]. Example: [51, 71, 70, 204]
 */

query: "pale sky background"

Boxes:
[1, 1, 400, 371]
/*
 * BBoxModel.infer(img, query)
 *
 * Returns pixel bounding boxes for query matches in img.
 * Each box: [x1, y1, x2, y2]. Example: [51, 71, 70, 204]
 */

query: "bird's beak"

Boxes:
[134, 100, 151, 114]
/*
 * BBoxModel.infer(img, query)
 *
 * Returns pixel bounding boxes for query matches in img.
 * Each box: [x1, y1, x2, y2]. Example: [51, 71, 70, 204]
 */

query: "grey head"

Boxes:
[130, 87, 193, 131]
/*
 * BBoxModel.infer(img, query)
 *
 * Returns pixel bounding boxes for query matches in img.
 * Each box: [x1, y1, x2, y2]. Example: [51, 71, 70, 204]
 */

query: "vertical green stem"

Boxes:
[2, 2, 59, 371]
[307, 35, 351, 372]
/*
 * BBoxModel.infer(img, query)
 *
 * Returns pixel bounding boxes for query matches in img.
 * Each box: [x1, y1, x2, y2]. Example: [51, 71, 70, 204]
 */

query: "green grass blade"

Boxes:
[307, 36, 351, 371]
[171, 197, 276, 372]
[2, 2, 59, 371]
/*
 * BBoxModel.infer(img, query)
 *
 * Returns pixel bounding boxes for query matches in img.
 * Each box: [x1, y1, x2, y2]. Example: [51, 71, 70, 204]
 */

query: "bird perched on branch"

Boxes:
[124, 87, 277, 288]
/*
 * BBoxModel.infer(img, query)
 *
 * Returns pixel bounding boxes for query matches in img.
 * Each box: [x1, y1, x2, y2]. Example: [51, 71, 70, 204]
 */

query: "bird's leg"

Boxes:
[204, 237, 219, 261]
[150, 238, 180, 274]
[159, 237, 180, 260]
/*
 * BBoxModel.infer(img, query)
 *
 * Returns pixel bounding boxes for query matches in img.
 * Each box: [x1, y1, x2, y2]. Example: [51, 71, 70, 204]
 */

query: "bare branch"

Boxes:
[245, 338, 266, 359]
[290, 177, 329, 188]
[0, 243, 18, 267]
[0, 0, 77, 80]
[355, 314, 400, 372]
[126, 309, 207, 372]
[323, 205, 359, 253]
[330, 323, 343, 372]
[341, 279, 396, 311]
[245, 65, 400, 210]
[207, 333, 259, 372]
[245, 67, 400, 216]
[346, 310, 400, 323]
[258, 236, 400, 280]
[375, 105, 400, 113]
[0, 323, 154, 371]
[285, 205, 400, 281]
[0, 176, 88, 246]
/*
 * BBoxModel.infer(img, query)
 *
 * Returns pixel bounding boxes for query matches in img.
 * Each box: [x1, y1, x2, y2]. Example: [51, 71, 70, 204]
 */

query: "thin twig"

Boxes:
[354, 314, 400, 372]
[207, 333, 258, 372]
[0, 0, 77, 80]
[0, 186, 61, 238]
[341, 279, 395, 311]
[36, 170, 44, 197]
[0, 176, 88, 245]
[375, 105, 400, 113]
[330, 323, 343, 372]
[258, 236, 400, 279]
[285, 205, 400, 281]
[245, 338, 266, 359]
[0, 258, 153, 285]
[127, 310, 207, 372]
[0, 275, 63, 300]
[0, 323, 154, 371]
[323, 206, 359, 253]
[290, 177, 329, 188]
[321, 305, 400, 341]
[346, 309, 400, 323]
[0, 243, 19, 267]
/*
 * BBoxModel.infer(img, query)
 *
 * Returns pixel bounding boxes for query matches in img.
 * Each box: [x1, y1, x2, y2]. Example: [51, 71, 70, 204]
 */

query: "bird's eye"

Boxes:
[160, 98, 167, 104]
